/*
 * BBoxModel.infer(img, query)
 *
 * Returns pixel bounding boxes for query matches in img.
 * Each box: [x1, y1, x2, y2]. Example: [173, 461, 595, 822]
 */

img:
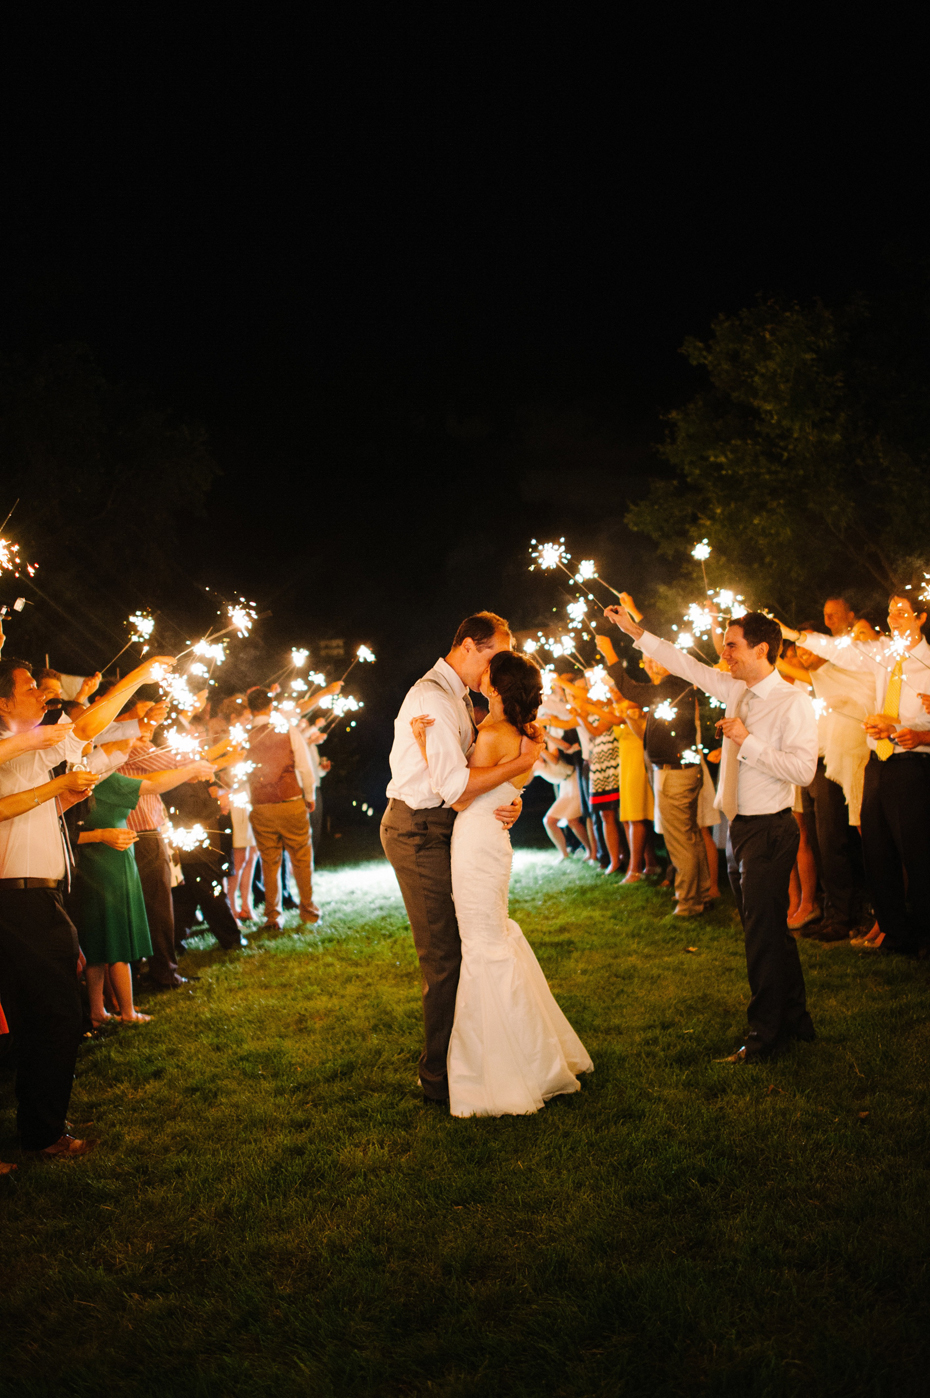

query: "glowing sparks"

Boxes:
[307, 671, 327, 687]
[529, 538, 569, 571]
[653, 700, 678, 721]
[540, 664, 556, 696]
[291, 678, 308, 693]
[231, 761, 256, 781]
[128, 611, 155, 643]
[229, 791, 250, 808]
[269, 710, 292, 733]
[691, 539, 711, 561]
[811, 698, 827, 719]
[291, 648, 309, 668]
[192, 639, 226, 664]
[523, 638, 538, 654]
[575, 559, 596, 581]
[227, 599, 258, 637]
[356, 644, 376, 664]
[320, 694, 363, 718]
[685, 603, 714, 636]
[566, 599, 588, 628]
[680, 747, 702, 765]
[676, 632, 695, 651]
[164, 727, 202, 757]
[164, 822, 210, 852]
[0, 537, 37, 578]
[188, 662, 209, 678]
[228, 723, 249, 746]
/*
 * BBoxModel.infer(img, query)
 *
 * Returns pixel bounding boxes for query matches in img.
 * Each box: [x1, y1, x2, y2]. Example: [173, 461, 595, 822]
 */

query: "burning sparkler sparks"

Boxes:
[129, 611, 155, 643]
[291, 647, 309, 668]
[339, 644, 377, 683]
[164, 727, 203, 758]
[227, 599, 258, 637]
[676, 632, 695, 651]
[192, 639, 226, 664]
[566, 599, 588, 628]
[653, 700, 678, 721]
[164, 822, 211, 852]
[684, 602, 714, 636]
[691, 539, 711, 562]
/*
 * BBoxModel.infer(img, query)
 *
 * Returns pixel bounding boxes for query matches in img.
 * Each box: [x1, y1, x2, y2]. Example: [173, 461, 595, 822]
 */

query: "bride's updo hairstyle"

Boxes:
[488, 651, 542, 737]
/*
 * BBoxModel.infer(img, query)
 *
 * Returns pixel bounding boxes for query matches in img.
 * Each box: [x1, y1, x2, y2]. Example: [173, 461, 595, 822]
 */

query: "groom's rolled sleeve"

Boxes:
[420, 695, 469, 808]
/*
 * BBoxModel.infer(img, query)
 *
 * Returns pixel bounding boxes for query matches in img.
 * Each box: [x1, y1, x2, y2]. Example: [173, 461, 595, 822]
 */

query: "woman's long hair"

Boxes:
[488, 651, 542, 737]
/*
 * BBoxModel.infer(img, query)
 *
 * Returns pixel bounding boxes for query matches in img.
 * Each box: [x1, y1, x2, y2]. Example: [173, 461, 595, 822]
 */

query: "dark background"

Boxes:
[2, 12, 929, 822]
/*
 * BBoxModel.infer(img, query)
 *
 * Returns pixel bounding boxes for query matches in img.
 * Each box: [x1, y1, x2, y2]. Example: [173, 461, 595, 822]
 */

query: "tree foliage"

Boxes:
[627, 296, 930, 617]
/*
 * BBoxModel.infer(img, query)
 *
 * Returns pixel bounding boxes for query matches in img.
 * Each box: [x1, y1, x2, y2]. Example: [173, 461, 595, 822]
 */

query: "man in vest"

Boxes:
[246, 689, 319, 930]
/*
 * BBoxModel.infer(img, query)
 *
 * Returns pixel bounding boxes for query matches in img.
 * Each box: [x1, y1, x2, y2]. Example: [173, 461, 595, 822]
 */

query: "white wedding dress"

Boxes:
[448, 781, 593, 1118]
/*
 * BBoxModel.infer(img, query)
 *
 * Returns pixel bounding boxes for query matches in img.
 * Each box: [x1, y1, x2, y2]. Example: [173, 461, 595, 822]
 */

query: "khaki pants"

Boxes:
[658, 767, 710, 915]
[249, 798, 316, 925]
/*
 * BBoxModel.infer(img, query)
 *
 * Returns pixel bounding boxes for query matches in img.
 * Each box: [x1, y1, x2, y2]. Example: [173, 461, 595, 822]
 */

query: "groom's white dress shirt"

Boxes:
[635, 632, 818, 818]
[386, 657, 474, 809]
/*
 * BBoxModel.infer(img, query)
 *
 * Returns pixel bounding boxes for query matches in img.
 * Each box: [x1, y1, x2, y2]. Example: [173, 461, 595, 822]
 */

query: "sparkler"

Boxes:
[291, 678, 308, 693]
[291, 648, 309, 668]
[164, 727, 203, 758]
[102, 609, 156, 672]
[584, 665, 610, 703]
[653, 699, 678, 721]
[228, 599, 258, 637]
[163, 822, 211, 853]
[0, 537, 37, 579]
[339, 644, 376, 683]
[679, 747, 702, 765]
[691, 538, 711, 591]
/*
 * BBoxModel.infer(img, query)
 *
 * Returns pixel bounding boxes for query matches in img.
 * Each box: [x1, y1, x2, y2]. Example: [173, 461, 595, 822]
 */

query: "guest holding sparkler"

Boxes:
[607, 605, 818, 1063]
[74, 759, 216, 1028]
[597, 622, 712, 917]
[780, 586, 930, 956]
[166, 773, 243, 952]
[245, 688, 320, 930]
[0, 651, 176, 1156]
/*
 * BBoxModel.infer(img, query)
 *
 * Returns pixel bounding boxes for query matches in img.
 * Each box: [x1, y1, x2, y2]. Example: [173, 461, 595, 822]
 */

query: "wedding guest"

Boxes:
[782, 588, 930, 955]
[167, 774, 243, 952]
[245, 689, 319, 930]
[607, 606, 818, 1062]
[75, 759, 216, 1027]
[0, 652, 175, 1156]
[598, 625, 710, 916]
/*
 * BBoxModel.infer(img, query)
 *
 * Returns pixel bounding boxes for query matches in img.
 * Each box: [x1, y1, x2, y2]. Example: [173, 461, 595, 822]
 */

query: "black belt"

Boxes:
[0, 877, 63, 890]
[731, 808, 792, 822]
[868, 750, 930, 761]
[656, 761, 683, 770]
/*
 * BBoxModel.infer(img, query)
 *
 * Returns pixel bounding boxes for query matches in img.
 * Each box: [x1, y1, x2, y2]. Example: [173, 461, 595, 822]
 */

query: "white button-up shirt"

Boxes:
[636, 632, 818, 815]
[799, 632, 930, 754]
[386, 657, 473, 809]
[0, 725, 89, 878]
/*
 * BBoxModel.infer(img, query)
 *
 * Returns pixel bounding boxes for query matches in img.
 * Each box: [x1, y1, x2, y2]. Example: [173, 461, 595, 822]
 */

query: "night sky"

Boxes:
[3, 14, 929, 807]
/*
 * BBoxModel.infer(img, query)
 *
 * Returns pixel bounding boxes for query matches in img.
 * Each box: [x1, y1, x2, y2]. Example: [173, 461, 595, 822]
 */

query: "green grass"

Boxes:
[1, 850, 929, 1397]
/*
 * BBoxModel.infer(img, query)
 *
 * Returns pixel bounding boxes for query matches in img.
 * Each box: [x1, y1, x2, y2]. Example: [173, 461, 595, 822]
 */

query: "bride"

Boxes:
[412, 650, 592, 1118]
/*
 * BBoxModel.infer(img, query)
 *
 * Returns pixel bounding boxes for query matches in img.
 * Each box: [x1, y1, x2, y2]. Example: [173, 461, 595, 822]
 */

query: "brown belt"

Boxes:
[0, 877, 62, 890]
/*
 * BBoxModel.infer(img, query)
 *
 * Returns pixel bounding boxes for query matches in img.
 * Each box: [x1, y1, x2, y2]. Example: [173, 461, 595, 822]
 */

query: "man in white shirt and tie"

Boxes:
[381, 613, 542, 1103]
[780, 589, 930, 955]
[606, 606, 819, 1063]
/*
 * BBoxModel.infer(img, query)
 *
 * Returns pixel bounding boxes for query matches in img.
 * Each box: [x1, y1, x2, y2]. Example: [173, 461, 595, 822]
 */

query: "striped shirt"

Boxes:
[118, 742, 187, 831]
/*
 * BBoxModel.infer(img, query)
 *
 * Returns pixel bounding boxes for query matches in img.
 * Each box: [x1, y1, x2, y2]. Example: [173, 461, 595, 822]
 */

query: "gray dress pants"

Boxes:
[380, 799, 459, 1099]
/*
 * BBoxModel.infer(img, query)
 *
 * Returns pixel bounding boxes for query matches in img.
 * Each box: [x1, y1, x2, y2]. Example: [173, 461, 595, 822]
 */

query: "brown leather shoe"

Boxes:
[37, 1134, 98, 1159]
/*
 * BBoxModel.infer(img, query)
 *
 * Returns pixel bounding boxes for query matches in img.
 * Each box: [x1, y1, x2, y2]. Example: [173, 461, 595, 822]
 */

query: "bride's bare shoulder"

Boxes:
[473, 719, 521, 764]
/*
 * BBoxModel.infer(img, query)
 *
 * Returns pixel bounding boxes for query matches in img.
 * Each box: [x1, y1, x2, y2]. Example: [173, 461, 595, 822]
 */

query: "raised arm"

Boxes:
[604, 607, 734, 706]
[138, 759, 216, 796]
[73, 656, 177, 742]
[0, 769, 98, 823]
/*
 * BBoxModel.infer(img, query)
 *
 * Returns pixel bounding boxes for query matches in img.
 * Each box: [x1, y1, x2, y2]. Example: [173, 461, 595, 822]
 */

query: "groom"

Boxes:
[381, 612, 543, 1103]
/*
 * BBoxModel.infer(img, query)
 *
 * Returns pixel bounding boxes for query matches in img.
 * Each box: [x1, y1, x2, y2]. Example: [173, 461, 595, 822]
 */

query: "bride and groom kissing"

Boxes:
[380, 612, 592, 1117]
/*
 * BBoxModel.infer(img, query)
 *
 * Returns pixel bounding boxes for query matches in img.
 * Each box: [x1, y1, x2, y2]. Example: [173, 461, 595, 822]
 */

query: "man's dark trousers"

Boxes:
[727, 809, 814, 1056]
[172, 863, 243, 950]
[380, 799, 459, 1100]
[134, 830, 180, 986]
[860, 752, 930, 952]
[0, 887, 82, 1149]
[803, 759, 858, 925]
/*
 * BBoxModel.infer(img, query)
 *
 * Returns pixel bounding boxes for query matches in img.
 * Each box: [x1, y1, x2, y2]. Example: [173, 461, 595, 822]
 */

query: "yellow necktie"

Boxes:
[875, 658, 903, 761]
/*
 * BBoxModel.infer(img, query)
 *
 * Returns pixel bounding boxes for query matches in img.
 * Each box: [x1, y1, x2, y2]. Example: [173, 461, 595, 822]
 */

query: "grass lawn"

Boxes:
[1, 843, 929, 1397]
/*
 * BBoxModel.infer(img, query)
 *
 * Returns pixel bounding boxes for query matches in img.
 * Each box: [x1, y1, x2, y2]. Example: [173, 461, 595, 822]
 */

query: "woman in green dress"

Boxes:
[76, 759, 214, 1027]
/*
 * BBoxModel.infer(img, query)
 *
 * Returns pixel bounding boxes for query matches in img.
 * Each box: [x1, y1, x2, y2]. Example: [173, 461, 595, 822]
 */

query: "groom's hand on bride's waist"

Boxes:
[494, 796, 522, 829]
